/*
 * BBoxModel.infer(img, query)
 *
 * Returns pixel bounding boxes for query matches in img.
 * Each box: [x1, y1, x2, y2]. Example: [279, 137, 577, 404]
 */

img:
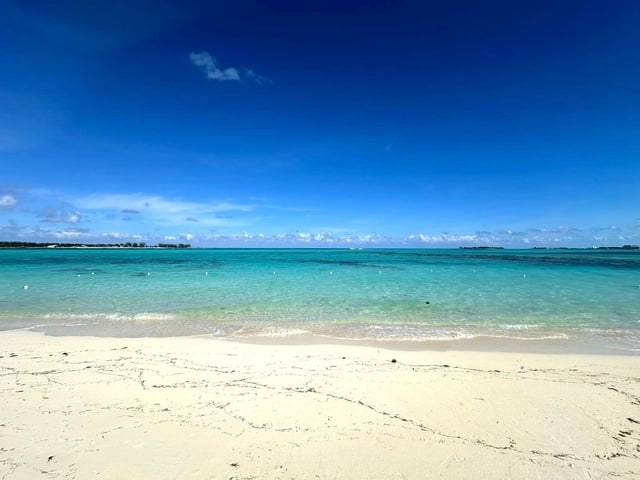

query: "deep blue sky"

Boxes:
[1, 0, 639, 246]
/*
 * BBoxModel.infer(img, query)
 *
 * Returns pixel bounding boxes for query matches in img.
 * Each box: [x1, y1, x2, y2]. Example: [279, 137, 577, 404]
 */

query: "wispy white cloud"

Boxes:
[244, 68, 273, 85]
[74, 192, 256, 228]
[39, 206, 82, 224]
[189, 51, 271, 84]
[189, 52, 240, 81]
[0, 194, 17, 209]
[79, 193, 250, 214]
[52, 228, 90, 239]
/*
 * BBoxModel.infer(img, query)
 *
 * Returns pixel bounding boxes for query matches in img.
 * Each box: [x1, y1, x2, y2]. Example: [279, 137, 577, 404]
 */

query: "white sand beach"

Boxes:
[1, 330, 639, 479]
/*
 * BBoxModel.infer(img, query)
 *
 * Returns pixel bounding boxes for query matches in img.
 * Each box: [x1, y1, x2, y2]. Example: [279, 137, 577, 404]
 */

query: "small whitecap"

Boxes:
[23, 285, 29, 290]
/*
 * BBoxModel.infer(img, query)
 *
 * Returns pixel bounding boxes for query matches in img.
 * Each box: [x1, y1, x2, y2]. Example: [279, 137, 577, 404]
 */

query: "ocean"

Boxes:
[1, 248, 639, 352]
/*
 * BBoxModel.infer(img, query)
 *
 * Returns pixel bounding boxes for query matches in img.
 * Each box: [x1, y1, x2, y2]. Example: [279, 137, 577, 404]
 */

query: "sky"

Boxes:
[1, 0, 639, 247]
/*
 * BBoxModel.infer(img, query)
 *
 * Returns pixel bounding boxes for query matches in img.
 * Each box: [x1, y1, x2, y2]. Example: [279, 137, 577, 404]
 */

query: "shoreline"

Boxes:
[1, 317, 639, 355]
[1, 329, 639, 479]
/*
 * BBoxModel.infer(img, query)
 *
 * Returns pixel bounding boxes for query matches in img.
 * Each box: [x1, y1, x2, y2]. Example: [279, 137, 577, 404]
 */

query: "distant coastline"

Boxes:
[0, 241, 191, 249]
[530, 245, 640, 250]
[0, 241, 638, 250]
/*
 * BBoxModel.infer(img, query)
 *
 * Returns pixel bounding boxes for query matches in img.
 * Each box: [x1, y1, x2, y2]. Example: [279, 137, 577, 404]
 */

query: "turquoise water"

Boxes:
[1, 248, 639, 350]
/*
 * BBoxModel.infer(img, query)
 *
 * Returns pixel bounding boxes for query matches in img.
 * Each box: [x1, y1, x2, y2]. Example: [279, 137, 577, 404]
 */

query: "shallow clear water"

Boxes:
[1, 248, 639, 350]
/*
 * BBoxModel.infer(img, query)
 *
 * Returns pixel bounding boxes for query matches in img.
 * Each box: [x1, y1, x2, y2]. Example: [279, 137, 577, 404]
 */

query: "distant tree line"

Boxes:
[0, 241, 190, 249]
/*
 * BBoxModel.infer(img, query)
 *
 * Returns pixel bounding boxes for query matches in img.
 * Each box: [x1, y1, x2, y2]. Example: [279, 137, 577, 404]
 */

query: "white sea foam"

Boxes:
[231, 326, 311, 337]
[40, 312, 176, 322]
[498, 324, 541, 330]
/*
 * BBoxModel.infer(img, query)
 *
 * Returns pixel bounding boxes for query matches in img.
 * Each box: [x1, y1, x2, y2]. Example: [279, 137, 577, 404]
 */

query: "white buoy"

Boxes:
[91, 272, 95, 275]
[330, 271, 333, 275]
[272, 271, 276, 275]
[23, 285, 29, 290]
[205, 271, 209, 276]
[147, 272, 151, 276]
[76, 274, 81, 277]
[523, 274, 527, 278]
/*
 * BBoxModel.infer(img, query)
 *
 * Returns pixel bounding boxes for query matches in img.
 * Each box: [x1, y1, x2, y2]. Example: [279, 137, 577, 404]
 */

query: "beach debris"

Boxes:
[62, 352, 68, 356]
[9, 353, 17, 357]
[628, 417, 640, 424]
[230, 462, 239, 467]
[342, 356, 346, 359]
[391, 358, 397, 363]
[442, 364, 450, 368]
[47, 456, 54, 462]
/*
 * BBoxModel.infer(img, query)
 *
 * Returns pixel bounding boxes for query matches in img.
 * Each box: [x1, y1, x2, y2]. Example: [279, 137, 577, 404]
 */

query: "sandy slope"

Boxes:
[1, 331, 639, 479]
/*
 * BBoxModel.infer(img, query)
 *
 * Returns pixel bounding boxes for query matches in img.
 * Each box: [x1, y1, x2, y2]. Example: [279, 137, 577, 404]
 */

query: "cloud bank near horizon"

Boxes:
[0, 187, 637, 248]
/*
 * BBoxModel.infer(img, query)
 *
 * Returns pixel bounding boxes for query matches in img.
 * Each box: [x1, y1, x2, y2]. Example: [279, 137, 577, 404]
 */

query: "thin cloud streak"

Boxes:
[78, 193, 253, 214]
[189, 51, 271, 84]
[75, 193, 256, 228]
